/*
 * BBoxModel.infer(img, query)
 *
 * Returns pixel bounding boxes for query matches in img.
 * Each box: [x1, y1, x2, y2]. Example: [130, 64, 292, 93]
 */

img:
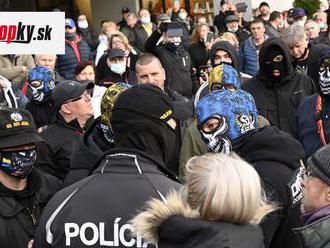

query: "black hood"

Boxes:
[232, 126, 305, 171]
[315, 46, 330, 93]
[257, 37, 294, 86]
[210, 41, 240, 71]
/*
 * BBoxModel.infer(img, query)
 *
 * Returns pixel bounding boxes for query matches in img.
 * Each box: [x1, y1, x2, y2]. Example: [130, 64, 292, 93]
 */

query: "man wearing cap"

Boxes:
[0, 108, 61, 248]
[33, 84, 181, 248]
[258, 2, 270, 22]
[293, 145, 330, 247]
[292, 7, 307, 26]
[224, 14, 250, 46]
[56, 18, 91, 80]
[145, 21, 197, 98]
[239, 18, 268, 76]
[34, 80, 94, 180]
[97, 48, 136, 86]
[117, 7, 130, 30]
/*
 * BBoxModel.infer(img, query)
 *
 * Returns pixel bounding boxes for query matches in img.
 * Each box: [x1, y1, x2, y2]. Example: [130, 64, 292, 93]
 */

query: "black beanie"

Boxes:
[307, 145, 330, 185]
[111, 84, 175, 124]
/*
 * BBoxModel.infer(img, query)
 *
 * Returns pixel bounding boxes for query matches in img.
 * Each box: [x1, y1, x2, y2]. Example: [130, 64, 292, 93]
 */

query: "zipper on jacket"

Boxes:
[26, 205, 37, 226]
[182, 57, 186, 67]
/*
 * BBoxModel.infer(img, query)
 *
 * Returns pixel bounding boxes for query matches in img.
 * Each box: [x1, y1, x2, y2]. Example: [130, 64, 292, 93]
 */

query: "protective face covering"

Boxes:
[200, 115, 232, 154]
[141, 16, 151, 24]
[110, 62, 126, 75]
[319, 22, 326, 30]
[264, 47, 287, 79]
[28, 67, 55, 102]
[319, 58, 330, 95]
[65, 32, 76, 41]
[296, 20, 305, 26]
[78, 20, 88, 29]
[0, 149, 36, 179]
[179, 12, 187, 20]
[227, 27, 238, 33]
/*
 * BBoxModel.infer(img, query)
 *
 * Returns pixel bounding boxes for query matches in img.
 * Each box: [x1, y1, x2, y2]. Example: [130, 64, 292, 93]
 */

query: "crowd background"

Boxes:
[1, 0, 330, 248]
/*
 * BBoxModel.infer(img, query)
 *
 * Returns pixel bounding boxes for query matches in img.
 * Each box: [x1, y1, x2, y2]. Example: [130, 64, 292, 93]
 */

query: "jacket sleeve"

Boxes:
[34, 141, 57, 179]
[0, 66, 24, 80]
[25, 55, 36, 69]
[145, 30, 162, 53]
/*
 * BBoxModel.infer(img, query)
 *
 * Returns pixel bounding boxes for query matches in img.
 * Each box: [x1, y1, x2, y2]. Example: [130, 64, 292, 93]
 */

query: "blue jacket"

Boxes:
[239, 36, 268, 76]
[56, 35, 91, 80]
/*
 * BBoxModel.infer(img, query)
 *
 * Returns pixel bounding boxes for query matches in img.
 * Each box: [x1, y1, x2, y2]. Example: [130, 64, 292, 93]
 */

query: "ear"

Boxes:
[162, 68, 166, 80]
[60, 103, 72, 115]
[326, 186, 330, 202]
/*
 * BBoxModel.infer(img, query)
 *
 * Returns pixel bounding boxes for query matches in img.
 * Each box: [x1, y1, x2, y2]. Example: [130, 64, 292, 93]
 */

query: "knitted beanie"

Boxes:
[307, 145, 330, 185]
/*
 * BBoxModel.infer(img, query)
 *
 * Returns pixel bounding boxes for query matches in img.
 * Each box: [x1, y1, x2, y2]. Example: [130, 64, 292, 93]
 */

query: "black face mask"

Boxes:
[213, 61, 233, 68]
[65, 32, 76, 41]
[264, 48, 287, 79]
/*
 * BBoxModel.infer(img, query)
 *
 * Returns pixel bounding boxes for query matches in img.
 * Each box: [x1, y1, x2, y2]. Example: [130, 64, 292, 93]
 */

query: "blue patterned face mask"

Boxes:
[0, 149, 36, 179]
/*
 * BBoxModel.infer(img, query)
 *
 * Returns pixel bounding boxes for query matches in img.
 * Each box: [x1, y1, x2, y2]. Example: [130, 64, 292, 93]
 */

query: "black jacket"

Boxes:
[145, 30, 197, 98]
[188, 41, 209, 73]
[233, 126, 305, 248]
[63, 118, 114, 187]
[0, 168, 62, 248]
[33, 149, 181, 248]
[35, 115, 93, 180]
[25, 97, 57, 129]
[77, 27, 100, 55]
[242, 37, 317, 138]
[129, 22, 156, 53]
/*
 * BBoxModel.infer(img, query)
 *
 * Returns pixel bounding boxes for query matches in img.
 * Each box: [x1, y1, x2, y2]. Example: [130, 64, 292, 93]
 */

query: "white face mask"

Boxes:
[297, 20, 305, 26]
[319, 22, 326, 30]
[78, 20, 88, 29]
[228, 28, 238, 33]
[179, 13, 187, 20]
[110, 62, 126, 75]
[141, 16, 151, 24]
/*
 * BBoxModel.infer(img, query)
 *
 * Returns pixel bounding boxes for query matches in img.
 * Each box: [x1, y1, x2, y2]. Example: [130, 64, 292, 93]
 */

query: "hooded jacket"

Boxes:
[131, 191, 265, 248]
[297, 47, 330, 158]
[242, 37, 317, 138]
[33, 149, 181, 248]
[232, 126, 305, 248]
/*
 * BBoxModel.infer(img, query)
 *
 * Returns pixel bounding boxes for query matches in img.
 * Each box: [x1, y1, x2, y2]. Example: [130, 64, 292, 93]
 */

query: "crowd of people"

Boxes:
[1, 0, 330, 247]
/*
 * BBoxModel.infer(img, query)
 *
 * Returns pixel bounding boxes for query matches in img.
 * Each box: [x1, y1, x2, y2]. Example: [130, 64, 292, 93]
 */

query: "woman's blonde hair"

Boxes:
[101, 21, 117, 34]
[183, 153, 277, 225]
[108, 31, 129, 49]
[213, 32, 239, 48]
[191, 23, 210, 44]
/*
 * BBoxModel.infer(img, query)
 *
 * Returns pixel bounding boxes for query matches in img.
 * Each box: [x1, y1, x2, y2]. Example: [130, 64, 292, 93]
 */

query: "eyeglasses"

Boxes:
[65, 91, 91, 103]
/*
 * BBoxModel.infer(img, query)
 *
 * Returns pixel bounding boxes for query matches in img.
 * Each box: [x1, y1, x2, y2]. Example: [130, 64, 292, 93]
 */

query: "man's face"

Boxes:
[76, 65, 95, 81]
[305, 21, 320, 39]
[226, 21, 239, 31]
[315, 12, 327, 25]
[260, 5, 270, 16]
[165, 33, 182, 44]
[64, 91, 94, 120]
[136, 61, 166, 91]
[126, 15, 137, 28]
[289, 39, 308, 59]
[108, 57, 126, 66]
[214, 50, 232, 66]
[301, 174, 330, 214]
[251, 22, 265, 40]
[65, 26, 76, 33]
[36, 55, 56, 70]
[139, 9, 150, 19]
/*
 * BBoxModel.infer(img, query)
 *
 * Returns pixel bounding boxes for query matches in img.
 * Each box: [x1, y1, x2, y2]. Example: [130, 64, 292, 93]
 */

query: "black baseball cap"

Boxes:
[107, 48, 125, 60]
[52, 80, 94, 107]
[0, 108, 43, 149]
[122, 7, 130, 13]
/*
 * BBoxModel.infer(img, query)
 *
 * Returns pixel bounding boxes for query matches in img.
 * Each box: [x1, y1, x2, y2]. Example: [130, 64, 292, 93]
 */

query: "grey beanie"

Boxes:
[307, 145, 330, 185]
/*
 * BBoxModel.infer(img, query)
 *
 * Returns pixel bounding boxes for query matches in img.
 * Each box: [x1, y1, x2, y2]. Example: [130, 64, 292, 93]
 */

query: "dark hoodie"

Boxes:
[297, 47, 330, 158]
[210, 41, 240, 70]
[232, 126, 305, 248]
[242, 37, 317, 138]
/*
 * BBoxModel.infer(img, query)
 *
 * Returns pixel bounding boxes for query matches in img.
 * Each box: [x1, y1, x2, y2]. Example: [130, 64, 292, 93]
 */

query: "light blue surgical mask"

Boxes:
[110, 62, 126, 75]
[141, 16, 151, 24]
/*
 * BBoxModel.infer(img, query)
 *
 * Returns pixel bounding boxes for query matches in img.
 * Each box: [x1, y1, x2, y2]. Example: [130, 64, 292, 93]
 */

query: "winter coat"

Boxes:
[56, 35, 91, 80]
[0, 55, 35, 84]
[265, 24, 280, 38]
[145, 30, 197, 98]
[34, 115, 94, 180]
[188, 41, 209, 73]
[242, 37, 317, 139]
[129, 22, 156, 53]
[33, 149, 181, 248]
[233, 126, 305, 248]
[77, 27, 99, 56]
[239, 35, 268, 76]
[131, 191, 265, 248]
[0, 168, 62, 248]
[63, 117, 114, 187]
[294, 206, 330, 248]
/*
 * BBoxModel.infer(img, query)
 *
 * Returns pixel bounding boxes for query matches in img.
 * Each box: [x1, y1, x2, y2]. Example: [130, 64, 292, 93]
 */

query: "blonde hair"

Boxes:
[183, 153, 277, 225]
[108, 31, 129, 49]
[191, 23, 210, 44]
[213, 32, 239, 48]
[101, 21, 117, 34]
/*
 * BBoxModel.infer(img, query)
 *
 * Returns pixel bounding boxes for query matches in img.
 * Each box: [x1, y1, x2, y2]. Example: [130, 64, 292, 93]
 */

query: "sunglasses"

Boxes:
[65, 91, 91, 103]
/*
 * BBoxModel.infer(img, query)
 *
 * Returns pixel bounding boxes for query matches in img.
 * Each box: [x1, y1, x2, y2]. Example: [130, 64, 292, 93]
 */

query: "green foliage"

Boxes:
[293, 0, 321, 18]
